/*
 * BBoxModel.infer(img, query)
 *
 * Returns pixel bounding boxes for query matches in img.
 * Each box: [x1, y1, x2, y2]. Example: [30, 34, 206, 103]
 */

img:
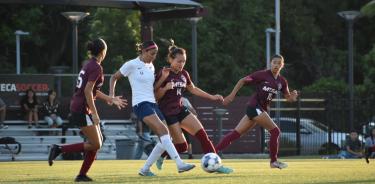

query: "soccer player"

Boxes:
[109, 40, 195, 176]
[154, 40, 233, 173]
[215, 54, 298, 169]
[48, 38, 127, 182]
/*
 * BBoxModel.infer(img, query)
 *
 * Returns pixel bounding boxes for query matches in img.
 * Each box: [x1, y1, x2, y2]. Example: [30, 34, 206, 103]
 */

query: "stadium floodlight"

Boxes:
[61, 12, 89, 74]
[337, 10, 361, 131]
[15, 30, 30, 75]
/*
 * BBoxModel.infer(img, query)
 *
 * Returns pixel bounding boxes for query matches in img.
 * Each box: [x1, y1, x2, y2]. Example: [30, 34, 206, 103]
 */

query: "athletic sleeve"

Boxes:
[119, 61, 133, 77]
[87, 64, 101, 82]
[183, 70, 192, 86]
[243, 71, 262, 85]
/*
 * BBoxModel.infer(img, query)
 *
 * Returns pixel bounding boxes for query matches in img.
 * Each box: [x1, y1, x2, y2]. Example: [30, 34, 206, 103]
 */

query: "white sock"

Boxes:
[159, 135, 184, 167]
[141, 142, 165, 171]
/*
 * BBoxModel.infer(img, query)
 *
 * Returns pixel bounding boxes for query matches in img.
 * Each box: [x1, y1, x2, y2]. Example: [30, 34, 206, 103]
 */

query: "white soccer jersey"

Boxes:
[119, 57, 156, 106]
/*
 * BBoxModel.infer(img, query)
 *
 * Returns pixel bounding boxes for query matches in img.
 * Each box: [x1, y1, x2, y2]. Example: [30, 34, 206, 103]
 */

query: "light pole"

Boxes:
[189, 17, 202, 85]
[15, 30, 29, 75]
[265, 28, 276, 69]
[338, 10, 361, 131]
[61, 12, 89, 74]
[274, 0, 281, 125]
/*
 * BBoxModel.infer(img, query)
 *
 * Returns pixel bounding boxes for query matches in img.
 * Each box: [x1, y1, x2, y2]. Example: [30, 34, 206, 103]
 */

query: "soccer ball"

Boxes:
[201, 152, 222, 173]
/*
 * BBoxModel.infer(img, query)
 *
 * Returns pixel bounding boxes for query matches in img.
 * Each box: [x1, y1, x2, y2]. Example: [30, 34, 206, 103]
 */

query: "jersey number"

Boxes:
[76, 70, 85, 88]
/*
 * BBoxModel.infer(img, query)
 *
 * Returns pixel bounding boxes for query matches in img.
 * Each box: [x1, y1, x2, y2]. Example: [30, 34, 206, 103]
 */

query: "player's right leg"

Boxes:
[252, 112, 287, 169]
[215, 115, 256, 151]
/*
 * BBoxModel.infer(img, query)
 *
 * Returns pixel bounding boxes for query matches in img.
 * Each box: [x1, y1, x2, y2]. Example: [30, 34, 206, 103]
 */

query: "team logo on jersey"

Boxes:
[181, 75, 187, 83]
[277, 83, 282, 90]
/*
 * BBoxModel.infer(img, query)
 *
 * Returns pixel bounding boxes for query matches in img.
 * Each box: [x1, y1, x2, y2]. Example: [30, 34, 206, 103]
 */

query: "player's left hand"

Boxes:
[290, 90, 298, 101]
[111, 96, 128, 109]
[212, 94, 224, 102]
[161, 67, 171, 79]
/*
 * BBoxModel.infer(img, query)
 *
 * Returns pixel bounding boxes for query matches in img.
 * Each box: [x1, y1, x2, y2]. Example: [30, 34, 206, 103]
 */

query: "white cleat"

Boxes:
[270, 161, 288, 169]
[178, 163, 196, 173]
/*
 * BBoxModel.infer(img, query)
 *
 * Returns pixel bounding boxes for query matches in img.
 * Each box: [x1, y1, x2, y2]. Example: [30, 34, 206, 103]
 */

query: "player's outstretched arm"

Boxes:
[223, 77, 246, 105]
[284, 90, 298, 102]
[109, 71, 123, 97]
[96, 90, 127, 110]
[186, 83, 224, 102]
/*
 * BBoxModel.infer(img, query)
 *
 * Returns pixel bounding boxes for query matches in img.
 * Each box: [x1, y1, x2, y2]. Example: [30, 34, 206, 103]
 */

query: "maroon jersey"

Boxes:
[245, 70, 289, 111]
[156, 69, 192, 116]
[70, 58, 104, 114]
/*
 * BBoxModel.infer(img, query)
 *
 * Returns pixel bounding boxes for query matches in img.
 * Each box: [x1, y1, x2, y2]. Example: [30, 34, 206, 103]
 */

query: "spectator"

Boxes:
[0, 97, 8, 129]
[337, 130, 363, 159]
[42, 90, 63, 128]
[21, 88, 39, 128]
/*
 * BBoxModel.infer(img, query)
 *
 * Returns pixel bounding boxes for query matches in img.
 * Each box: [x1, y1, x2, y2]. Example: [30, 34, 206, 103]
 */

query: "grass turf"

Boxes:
[0, 159, 374, 183]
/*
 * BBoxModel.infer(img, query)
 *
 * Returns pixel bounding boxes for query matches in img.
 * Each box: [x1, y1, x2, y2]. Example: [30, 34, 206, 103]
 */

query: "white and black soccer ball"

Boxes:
[201, 152, 222, 173]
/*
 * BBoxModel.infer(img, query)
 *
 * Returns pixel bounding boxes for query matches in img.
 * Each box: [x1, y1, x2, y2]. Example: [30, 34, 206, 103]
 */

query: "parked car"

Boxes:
[264, 117, 350, 155]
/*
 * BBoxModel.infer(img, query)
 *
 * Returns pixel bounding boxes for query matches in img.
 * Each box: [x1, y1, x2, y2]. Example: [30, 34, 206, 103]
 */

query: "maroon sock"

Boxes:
[194, 128, 216, 153]
[269, 127, 281, 163]
[215, 130, 241, 151]
[79, 150, 97, 176]
[61, 142, 84, 153]
[161, 142, 188, 158]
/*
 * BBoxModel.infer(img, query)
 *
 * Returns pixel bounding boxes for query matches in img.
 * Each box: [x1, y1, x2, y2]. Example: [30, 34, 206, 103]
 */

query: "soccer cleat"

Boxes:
[178, 163, 196, 173]
[156, 157, 164, 170]
[365, 147, 372, 164]
[75, 175, 93, 182]
[138, 169, 156, 176]
[48, 144, 61, 166]
[270, 161, 288, 169]
[216, 165, 234, 174]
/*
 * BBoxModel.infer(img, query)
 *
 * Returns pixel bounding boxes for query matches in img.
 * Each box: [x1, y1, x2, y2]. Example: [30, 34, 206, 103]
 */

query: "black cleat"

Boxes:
[75, 175, 93, 182]
[365, 147, 372, 164]
[48, 144, 61, 166]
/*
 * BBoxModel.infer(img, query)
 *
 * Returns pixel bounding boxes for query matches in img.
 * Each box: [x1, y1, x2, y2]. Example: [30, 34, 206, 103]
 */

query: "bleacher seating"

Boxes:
[0, 119, 137, 161]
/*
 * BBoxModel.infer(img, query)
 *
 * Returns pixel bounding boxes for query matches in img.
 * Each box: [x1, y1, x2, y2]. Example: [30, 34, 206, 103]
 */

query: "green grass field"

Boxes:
[0, 159, 374, 184]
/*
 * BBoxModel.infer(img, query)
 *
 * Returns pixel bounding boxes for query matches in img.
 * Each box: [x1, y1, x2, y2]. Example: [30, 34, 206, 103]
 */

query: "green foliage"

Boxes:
[0, 1, 374, 99]
[361, 0, 375, 17]
[302, 77, 347, 96]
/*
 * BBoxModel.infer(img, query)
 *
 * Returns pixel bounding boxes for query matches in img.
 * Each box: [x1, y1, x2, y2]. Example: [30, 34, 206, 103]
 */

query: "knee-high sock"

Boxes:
[61, 142, 84, 153]
[161, 142, 188, 158]
[194, 129, 216, 153]
[142, 143, 165, 171]
[269, 127, 281, 163]
[79, 150, 97, 176]
[160, 135, 184, 167]
[215, 130, 241, 151]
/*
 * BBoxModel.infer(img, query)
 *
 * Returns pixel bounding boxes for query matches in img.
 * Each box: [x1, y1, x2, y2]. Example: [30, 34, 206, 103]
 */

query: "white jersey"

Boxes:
[119, 57, 156, 106]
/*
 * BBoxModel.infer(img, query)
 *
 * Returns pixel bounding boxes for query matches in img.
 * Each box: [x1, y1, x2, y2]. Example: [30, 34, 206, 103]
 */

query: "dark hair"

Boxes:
[87, 38, 107, 57]
[48, 89, 55, 96]
[167, 39, 186, 59]
[136, 40, 158, 53]
[271, 54, 284, 63]
[23, 88, 37, 102]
